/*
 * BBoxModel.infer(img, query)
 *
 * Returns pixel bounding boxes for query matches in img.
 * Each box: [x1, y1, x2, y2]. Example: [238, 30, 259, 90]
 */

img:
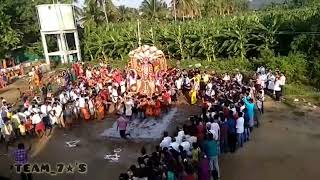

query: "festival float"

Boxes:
[101, 45, 172, 139]
[128, 45, 167, 95]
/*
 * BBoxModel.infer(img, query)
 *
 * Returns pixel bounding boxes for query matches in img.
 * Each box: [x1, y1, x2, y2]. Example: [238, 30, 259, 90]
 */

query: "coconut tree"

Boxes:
[84, 0, 118, 24]
[140, 0, 168, 19]
[173, 0, 202, 20]
[118, 6, 139, 21]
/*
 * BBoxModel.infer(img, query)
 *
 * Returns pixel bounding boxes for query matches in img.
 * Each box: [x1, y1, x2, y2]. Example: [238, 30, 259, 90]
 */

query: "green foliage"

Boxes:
[259, 52, 308, 83]
[140, 0, 169, 20]
[0, 0, 55, 58]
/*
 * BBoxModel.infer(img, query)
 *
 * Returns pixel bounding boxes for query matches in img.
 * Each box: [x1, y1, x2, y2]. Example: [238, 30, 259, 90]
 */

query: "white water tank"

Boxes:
[36, 4, 76, 32]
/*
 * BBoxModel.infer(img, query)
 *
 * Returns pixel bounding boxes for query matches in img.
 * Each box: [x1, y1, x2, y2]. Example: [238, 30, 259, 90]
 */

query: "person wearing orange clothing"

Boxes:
[96, 96, 105, 121]
[81, 99, 91, 122]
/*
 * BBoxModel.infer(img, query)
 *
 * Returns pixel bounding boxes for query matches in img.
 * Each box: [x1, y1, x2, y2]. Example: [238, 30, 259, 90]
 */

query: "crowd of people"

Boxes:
[119, 67, 286, 180]
[0, 61, 286, 180]
[0, 62, 181, 150]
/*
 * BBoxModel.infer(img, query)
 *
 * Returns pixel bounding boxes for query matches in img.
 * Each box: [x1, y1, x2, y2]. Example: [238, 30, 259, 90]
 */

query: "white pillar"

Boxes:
[41, 32, 50, 64]
[57, 34, 64, 63]
[60, 33, 68, 64]
[74, 31, 82, 62]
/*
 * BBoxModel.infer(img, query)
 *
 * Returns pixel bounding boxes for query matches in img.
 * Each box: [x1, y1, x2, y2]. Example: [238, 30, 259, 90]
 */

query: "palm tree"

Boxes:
[140, 0, 168, 19]
[173, 0, 201, 20]
[84, 0, 117, 24]
[118, 6, 138, 21]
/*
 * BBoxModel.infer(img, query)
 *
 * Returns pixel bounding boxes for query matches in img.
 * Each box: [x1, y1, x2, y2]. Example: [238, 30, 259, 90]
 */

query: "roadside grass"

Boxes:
[284, 83, 320, 106]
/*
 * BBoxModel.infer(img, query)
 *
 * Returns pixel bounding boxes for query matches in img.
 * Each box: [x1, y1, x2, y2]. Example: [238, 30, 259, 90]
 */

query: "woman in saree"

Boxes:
[189, 86, 197, 105]
[33, 71, 41, 88]
[0, 73, 4, 88]
[96, 96, 105, 121]
[81, 99, 91, 122]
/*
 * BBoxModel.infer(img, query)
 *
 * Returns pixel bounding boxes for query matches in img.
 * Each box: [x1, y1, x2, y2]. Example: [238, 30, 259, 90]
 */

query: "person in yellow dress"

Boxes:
[194, 73, 201, 90]
[189, 87, 197, 105]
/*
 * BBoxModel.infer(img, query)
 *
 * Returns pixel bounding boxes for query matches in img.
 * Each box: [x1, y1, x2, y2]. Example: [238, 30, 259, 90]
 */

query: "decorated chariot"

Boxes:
[128, 45, 167, 95]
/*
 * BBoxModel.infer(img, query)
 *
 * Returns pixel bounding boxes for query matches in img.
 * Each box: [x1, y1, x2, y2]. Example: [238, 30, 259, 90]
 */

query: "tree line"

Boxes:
[1, 0, 320, 87]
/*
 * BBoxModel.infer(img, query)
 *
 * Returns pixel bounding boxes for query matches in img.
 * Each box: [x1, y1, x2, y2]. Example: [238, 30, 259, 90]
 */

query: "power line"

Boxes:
[276, 31, 320, 35]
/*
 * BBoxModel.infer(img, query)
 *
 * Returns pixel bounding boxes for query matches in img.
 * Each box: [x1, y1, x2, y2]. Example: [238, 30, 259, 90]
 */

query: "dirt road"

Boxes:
[220, 100, 320, 180]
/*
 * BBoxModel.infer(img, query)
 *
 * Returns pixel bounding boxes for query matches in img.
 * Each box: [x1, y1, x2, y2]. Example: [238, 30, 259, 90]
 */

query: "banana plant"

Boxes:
[251, 14, 280, 51]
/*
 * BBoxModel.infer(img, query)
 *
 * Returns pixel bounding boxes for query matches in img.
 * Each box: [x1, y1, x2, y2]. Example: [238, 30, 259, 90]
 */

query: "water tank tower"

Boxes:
[36, 4, 82, 64]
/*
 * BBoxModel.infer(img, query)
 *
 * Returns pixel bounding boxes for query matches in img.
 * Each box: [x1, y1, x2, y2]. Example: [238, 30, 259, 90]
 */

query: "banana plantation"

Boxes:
[84, 5, 320, 60]
[83, 4, 320, 87]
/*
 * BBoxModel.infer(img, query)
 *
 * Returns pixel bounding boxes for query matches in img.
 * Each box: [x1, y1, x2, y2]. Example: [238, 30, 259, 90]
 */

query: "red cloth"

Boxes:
[163, 91, 171, 104]
[196, 124, 205, 141]
[113, 72, 122, 85]
[35, 121, 45, 133]
[183, 175, 196, 180]
[100, 89, 109, 101]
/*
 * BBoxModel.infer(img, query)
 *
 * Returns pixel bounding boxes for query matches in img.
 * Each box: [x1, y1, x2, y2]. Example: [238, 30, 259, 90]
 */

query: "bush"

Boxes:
[254, 52, 308, 83]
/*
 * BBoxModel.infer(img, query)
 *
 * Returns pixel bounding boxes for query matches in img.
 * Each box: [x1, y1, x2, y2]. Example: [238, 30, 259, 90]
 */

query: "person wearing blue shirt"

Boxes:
[203, 133, 220, 179]
[243, 96, 255, 131]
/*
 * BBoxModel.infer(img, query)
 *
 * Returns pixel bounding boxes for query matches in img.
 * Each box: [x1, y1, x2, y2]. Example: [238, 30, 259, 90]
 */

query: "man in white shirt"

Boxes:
[169, 138, 179, 151]
[79, 95, 86, 109]
[209, 119, 220, 141]
[31, 105, 41, 114]
[205, 83, 215, 99]
[235, 72, 243, 85]
[0, 115, 4, 133]
[85, 69, 92, 79]
[223, 73, 230, 81]
[274, 77, 282, 101]
[160, 136, 172, 149]
[59, 92, 67, 105]
[160, 132, 172, 149]
[280, 73, 286, 98]
[40, 103, 48, 117]
[31, 113, 42, 125]
[111, 87, 119, 103]
[261, 73, 268, 89]
[69, 90, 78, 101]
[175, 77, 183, 90]
[182, 75, 191, 90]
[53, 103, 65, 128]
[40, 102, 52, 130]
[236, 112, 245, 148]
[180, 137, 191, 153]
